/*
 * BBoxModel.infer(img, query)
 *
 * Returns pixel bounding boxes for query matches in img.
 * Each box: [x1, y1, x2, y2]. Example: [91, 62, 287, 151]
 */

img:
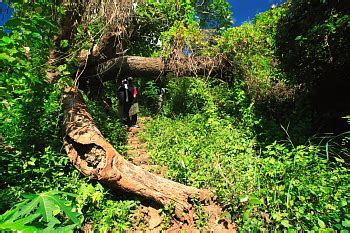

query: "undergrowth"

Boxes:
[141, 77, 350, 231]
[0, 2, 136, 230]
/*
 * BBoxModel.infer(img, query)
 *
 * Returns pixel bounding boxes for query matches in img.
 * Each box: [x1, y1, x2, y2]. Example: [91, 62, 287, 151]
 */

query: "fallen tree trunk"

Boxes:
[80, 55, 227, 82]
[62, 87, 211, 218]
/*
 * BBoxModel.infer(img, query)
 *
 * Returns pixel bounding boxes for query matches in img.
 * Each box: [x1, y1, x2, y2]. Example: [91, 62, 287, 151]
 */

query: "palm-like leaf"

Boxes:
[0, 190, 81, 232]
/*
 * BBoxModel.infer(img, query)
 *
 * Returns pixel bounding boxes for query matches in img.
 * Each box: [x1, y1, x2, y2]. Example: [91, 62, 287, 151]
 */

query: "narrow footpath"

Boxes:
[126, 117, 167, 176]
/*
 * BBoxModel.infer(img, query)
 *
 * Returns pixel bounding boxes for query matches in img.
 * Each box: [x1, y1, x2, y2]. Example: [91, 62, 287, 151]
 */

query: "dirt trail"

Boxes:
[126, 117, 236, 233]
[126, 117, 167, 176]
[126, 117, 167, 232]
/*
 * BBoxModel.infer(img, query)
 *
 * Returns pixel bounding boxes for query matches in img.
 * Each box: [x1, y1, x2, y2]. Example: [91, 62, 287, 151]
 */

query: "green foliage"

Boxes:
[240, 143, 350, 231]
[277, 0, 350, 85]
[141, 78, 259, 208]
[0, 191, 81, 232]
[161, 77, 258, 133]
[76, 182, 139, 231]
[0, 2, 133, 232]
[160, 21, 220, 58]
[195, 0, 233, 29]
[163, 77, 217, 116]
[191, 197, 210, 230]
[132, 0, 232, 55]
[139, 80, 162, 115]
[160, 202, 176, 230]
[143, 115, 350, 232]
[0, 0, 79, 210]
[1, 0, 349, 231]
[136, 0, 232, 31]
[142, 75, 350, 231]
[85, 96, 128, 151]
[217, 6, 315, 144]
[276, 0, 350, 133]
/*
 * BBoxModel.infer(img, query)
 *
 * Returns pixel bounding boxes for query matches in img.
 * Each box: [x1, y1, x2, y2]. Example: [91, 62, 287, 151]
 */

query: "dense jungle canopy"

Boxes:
[0, 0, 349, 231]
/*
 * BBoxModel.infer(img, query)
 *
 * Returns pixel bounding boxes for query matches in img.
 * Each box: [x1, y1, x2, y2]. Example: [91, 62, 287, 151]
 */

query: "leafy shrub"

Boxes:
[217, 6, 315, 144]
[0, 1, 81, 212]
[143, 115, 350, 231]
[0, 2, 136, 232]
[142, 76, 350, 231]
[241, 143, 350, 231]
[0, 191, 81, 232]
[142, 114, 259, 208]
[76, 182, 139, 231]
[85, 97, 128, 151]
[276, 0, 350, 133]
[163, 77, 217, 116]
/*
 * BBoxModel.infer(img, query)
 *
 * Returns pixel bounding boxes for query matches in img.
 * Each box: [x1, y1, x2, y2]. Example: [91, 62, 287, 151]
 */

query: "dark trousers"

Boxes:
[131, 114, 137, 126]
[122, 102, 132, 126]
[121, 102, 138, 126]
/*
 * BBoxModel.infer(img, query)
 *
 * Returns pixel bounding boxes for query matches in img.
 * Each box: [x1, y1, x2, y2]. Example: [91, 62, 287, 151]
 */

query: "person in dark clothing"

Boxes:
[117, 77, 139, 127]
[127, 77, 139, 127]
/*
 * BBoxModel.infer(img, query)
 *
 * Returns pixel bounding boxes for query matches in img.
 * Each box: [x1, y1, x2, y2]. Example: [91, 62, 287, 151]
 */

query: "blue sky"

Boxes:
[0, 1, 286, 27]
[0, 2, 13, 26]
[229, 0, 286, 26]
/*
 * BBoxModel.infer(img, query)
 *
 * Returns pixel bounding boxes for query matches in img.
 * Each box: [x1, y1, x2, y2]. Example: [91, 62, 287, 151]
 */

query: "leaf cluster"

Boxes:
[0, 191, 81, 232]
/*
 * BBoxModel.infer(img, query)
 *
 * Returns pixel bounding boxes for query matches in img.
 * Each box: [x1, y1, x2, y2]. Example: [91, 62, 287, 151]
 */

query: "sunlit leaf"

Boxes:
[0, 191, 81, 231]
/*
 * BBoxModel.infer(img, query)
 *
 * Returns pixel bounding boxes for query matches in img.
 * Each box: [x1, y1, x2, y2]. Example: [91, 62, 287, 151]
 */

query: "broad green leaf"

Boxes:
[281, 219, 291, 228]
[11, 197, 40, 221]
[0, 191, 81, 231]
[48, 195, 80, 224]
[11, 212, 41, 227]
[1, 36, 12, 44]
[249, 196, 264, 205]
[0, 212, 41, 232]
[45, 223, 77, 233]
[0, 208, 17, 222]
[44, 216, 61, 232]
[342, 219, 350, 228]
[39, 193, 57, 223]
[318, 218, 326, 228]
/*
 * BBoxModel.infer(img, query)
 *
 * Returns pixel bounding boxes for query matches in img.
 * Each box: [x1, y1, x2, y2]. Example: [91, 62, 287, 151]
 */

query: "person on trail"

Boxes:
[117, 77, 139, 127]
[158, 86, 166, 111]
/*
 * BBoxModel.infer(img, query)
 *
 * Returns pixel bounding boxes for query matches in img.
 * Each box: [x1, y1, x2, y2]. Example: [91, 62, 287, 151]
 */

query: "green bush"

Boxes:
[241, 143, 350, 231]
[76, 182, 139, 231]
[163, 77, 217, 116]
[142, 76, 350, 231]
[143, 115, 350, 231]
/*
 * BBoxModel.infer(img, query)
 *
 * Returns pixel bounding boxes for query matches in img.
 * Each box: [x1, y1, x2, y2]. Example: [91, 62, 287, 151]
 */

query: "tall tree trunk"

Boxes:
[62, 87, 212, 218]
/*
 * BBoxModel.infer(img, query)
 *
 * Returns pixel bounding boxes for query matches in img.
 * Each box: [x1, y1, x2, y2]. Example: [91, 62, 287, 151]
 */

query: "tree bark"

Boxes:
[80, 55, 227, 82]
[62, 87, 211, 218]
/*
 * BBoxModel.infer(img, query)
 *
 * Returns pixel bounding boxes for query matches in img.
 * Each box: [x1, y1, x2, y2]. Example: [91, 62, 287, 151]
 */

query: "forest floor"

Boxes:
[125, 117, 236, 233]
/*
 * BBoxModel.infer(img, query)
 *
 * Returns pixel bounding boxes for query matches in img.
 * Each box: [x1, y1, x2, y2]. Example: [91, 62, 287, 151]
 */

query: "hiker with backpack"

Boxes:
[117, 77, 139, 128]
